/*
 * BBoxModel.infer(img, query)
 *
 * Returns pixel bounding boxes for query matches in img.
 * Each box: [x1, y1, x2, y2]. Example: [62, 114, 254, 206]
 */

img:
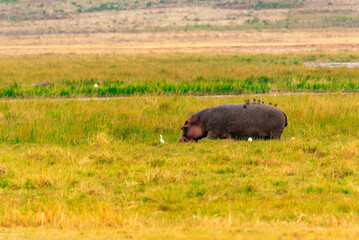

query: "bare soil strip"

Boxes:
[0, 92, 351, 103]
[304, 62, 359, 67]
[1, 29, 359, 54]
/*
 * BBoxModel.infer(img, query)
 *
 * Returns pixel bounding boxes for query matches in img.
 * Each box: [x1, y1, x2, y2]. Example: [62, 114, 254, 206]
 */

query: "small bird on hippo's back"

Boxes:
[179, 99, 287, 142]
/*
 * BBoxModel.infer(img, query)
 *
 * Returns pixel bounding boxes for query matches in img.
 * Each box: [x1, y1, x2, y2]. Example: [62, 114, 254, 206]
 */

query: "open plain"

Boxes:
[1, 0, 359, 239]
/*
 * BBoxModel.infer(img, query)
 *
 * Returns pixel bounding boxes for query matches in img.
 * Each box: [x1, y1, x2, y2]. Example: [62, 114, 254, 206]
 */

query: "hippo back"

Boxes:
[192, 103, 286, 139]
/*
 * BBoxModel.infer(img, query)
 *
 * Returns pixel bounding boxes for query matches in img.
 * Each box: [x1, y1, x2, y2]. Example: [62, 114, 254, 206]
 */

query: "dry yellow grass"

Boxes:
[1, 29, 359, 54]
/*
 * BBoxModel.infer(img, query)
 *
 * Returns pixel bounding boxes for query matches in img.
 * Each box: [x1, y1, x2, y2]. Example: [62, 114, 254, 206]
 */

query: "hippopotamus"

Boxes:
[179, 101, 287, 142]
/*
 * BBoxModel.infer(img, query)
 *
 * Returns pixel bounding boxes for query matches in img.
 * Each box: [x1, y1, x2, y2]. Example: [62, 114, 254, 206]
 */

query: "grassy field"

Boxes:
[1, 0, 359, 35]
[0, 43, 359, 238]
[0, 94, 359, 239]
[2, 1, 359, 238]
[1, 52, 359, 98]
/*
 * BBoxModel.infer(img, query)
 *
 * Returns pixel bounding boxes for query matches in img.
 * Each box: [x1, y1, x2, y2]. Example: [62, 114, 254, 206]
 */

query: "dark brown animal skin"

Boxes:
[180, 103, 287, 142]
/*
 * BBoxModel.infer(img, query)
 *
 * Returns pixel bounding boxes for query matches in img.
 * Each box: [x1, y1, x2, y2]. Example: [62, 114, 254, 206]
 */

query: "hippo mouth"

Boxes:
[179, 132, 194, 142]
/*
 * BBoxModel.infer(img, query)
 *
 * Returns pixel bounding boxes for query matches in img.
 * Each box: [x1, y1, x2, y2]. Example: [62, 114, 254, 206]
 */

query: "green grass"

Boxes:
[286, 14, 359, 29]
[153, 13, 359, 31]
[0, 95, 359, 237]
[1, 52, 359, 98]
[253, 0, 300, 10]
[0, 94, 358, 145]
[1, 51, 359, 238]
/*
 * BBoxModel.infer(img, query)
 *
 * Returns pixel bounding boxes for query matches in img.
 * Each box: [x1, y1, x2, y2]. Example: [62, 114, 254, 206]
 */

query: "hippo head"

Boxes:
[179, 116, 206, 142]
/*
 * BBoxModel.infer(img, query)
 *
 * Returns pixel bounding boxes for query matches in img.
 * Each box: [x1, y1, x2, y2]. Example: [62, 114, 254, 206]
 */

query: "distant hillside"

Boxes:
[1, 0, 359, 35]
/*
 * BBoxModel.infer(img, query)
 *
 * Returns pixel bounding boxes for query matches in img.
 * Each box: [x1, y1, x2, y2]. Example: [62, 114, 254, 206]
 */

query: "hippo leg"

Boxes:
[267, 127, 285, 139]
[270, 131, 283, 140]
[207, 131, 217, 139]
[207, 130, 229, 139]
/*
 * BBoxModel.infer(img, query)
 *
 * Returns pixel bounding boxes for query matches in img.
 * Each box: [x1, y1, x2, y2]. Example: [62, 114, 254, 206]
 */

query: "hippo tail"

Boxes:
[283, 112, 288, 127]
